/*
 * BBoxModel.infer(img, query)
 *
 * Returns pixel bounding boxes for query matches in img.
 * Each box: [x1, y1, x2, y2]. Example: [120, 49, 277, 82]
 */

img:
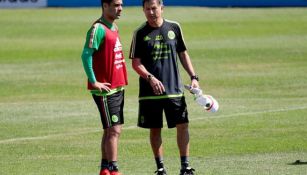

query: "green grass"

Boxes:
[1, 7, 307, 175]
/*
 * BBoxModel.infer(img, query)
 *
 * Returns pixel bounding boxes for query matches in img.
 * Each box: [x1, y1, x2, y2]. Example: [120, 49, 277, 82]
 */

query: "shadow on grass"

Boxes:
[288, 160, 307, 165]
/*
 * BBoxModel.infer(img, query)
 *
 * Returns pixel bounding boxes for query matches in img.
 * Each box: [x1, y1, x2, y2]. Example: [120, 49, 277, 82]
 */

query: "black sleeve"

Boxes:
[175, 23, 187, 53]
[129, 30, 143, 59]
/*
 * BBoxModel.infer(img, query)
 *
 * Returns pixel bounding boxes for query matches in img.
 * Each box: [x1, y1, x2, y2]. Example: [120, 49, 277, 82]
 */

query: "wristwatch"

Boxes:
[191, 75, 199, 81]
[147, 74, 154, 82]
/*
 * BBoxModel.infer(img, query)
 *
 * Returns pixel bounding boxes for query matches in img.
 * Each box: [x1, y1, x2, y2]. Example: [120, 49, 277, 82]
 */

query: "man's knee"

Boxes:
[176, 123, 189, 131]
[106, 125, 121, 138]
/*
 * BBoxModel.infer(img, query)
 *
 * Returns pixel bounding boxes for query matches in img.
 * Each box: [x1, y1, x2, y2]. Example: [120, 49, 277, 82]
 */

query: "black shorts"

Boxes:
[138, 96, 189, 128]
[92, 90, 124, 129]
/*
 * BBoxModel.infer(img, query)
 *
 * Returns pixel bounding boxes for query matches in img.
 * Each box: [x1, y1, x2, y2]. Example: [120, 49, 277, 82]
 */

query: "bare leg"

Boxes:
[150, 128, 163, 158]
[176, 123, 190, 157]
[105, 125, 122, 161]
[101, 130, 108, 159]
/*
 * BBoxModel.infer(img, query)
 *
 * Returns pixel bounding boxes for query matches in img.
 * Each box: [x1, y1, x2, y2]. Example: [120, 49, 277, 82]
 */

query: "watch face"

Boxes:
[147, 74, 153, 81]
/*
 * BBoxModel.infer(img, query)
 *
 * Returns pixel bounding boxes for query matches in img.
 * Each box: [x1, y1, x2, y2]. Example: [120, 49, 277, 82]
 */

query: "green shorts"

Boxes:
[138, 96, 189, 128]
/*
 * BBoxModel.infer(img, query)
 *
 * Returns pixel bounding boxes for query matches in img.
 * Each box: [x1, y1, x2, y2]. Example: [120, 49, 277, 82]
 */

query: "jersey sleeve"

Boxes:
[175, 23, 187, 53]
[81, 23, 106, 83]
[81, 48, 96, 83]
[129, 30, 142, 59]
[84, 23, 106, 50]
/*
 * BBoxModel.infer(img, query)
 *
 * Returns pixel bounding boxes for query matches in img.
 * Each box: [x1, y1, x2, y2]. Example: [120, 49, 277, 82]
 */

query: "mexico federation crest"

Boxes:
[168, 30, 175, 40]
[112, 115, 119, 122]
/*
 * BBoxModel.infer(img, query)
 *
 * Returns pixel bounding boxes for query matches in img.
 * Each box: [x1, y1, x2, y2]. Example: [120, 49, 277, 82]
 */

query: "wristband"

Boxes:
[191, 75, 199, 81]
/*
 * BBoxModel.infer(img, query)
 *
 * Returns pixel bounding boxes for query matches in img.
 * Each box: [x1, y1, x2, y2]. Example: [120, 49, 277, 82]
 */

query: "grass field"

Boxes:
[1, 7, 307, 175]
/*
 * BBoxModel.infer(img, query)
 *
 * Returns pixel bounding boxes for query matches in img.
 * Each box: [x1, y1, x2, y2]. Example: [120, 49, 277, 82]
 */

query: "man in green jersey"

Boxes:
[130, 0, 199, 174]
[81, 0, 127, 175]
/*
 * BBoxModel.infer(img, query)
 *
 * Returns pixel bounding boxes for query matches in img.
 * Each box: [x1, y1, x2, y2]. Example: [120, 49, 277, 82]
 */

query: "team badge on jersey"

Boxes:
[168, 30, 175, 40]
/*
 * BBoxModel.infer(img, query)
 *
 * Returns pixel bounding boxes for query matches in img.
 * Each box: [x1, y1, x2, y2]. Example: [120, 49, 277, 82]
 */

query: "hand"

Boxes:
[190, 79, 200, 89]
[149, 77, 165, 95]
[91, 82, 111, 92]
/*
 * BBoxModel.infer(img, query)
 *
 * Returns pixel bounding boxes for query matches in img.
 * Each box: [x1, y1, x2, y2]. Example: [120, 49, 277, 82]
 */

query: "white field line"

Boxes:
[193, 105, 307, 121]
[0, 106, 306, 144]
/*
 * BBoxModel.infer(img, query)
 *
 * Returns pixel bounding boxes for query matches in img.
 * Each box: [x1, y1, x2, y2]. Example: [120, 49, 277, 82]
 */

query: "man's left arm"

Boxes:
[179, 51, 199, 88]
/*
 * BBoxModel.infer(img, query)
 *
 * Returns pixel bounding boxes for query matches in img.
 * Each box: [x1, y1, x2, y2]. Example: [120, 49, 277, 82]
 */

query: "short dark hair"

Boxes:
[101, 0, 113, 5]
[142, 0, 163, 7]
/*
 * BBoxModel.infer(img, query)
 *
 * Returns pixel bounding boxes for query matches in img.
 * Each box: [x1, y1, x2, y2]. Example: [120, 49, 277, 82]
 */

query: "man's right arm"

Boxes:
[132, 58, 165, 95]
[81, 47, 96, 83]
[81, 23, 111, 92]
[131, 58, 151, 80]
